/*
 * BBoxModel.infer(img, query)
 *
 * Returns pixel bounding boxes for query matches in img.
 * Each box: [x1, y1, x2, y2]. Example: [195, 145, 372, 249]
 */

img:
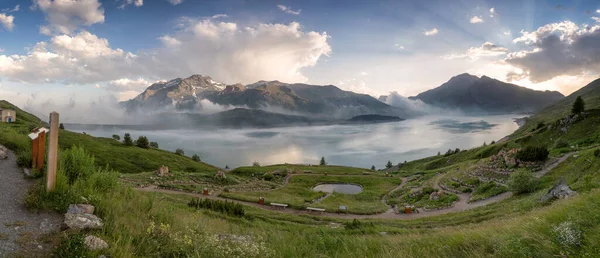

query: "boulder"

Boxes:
[215, 170, 226, 179]
[540, 178, 577, 203]
[67, 204, 95, 215]
[64, 213, 103, 230]
[84, 235, 109, 250]
[156, 165, 169, 177]
[0, 146, 8, 159]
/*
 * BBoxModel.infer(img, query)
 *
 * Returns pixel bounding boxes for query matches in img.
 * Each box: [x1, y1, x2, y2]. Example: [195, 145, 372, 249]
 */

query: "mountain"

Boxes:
[525, 78, 600, 122]
[409, 73, 565, 114]
[122, 76, 412, 119]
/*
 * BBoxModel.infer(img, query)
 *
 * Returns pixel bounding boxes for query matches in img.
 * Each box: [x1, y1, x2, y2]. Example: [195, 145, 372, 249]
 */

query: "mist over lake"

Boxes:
[68, 114, 519, 169]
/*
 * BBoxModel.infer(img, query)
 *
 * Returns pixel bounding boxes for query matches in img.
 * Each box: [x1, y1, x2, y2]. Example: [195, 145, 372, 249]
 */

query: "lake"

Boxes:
[68, 114, 520, 169]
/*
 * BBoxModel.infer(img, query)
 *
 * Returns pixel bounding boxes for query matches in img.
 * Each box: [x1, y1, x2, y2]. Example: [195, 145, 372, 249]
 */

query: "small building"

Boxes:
[0, 109, 16, 123]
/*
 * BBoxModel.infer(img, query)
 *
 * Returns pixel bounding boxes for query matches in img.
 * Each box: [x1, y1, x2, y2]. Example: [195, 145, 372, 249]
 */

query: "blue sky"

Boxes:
[1, 0, 600, 120]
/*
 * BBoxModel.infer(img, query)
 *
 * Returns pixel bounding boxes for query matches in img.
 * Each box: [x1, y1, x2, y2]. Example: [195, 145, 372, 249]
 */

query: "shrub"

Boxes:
[594, 149, 600, 158]
[16, 149, 32, 168]
[184, 166, 197, 172]
[60, 146, 96, 184]
[112, 134, 120, 141]
[554, 139, 570, 149]
[385, 161, 393, 168]
[343, 219, 374, 230]
[508, 170, 538, 194]
[516, 146, 549, 162]
[535, 121, 545, 130]
[149, 142, 159, 148]
[491, 140, 496, 144]
[422, 186, 436, 195]
[263, 174, 274, 181]
[123, 133, 133, 146]
[371, 165, 376, 171]
[52, 233, 88, 258]
[553, 221, 582, 247]
[59, 123, 65, 130]
[188, 198, 245, 217]
[320, 157, 327, 166]
[192, 154, 201, 162]
[252, 161, 260, 167]
[136, 136, 150, 148]
[175, 149, 185, 156]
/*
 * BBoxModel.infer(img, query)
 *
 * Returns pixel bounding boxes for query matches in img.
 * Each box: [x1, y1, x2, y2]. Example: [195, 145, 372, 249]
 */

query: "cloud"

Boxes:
[119, 0, 143, 9]
[469, 16, 484, 24]
[395, 44, 405, 50]
[384, 92, 441, 114]
[211, 14, 227, 19]
[503, 30, 511, 36]
[167, 0, 184, 5]
[32, 0, 104, 35]
[337, 78, 380, 97]
[597, 9, 600, 13]
[506, 21, 600, 83]
[277, 5, 301, 15]
[0, 13, 14, 31]
[593, 17, 600, 23]
[423, 28, 438, 36]
[106, 78, 150, 92]
[489, 7, 495, 18]
[0, 20, 331, 87]
[442, 42, 508, 60]
[2, 5, 20, 13]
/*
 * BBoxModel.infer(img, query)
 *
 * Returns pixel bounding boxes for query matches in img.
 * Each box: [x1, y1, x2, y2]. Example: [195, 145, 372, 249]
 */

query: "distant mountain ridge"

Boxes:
[408, 73, 565, 114]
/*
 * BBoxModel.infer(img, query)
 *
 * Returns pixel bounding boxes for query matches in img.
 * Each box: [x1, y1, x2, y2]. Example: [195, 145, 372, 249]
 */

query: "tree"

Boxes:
[320, 157, 327, 166]
[175, 149, 185, 156]
[192, 154, 201, 162]
[371, 165, 376, 171]
[136, 136, 150, 148]
[123, 133, 133, 146]
[59, 123, 65, 129]
[225, 165, 230, 169]
[572, 96, 585, 114]
[508, 169, 538, 194]
[149, 142, 159, 148]
[253, 161, 260, 167]
[516, 146, 549, 162]
[437, 151, 441, 156]
[490, 141, 495, 144]
[385, 161, 393, 169]
[112, 134, 120, 141]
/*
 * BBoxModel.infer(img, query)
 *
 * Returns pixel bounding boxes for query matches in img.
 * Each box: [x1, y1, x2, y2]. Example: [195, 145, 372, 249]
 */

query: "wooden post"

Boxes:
[37, 131, 46, 170]
[31, 135, 39, 169]
[46, 112, 59, 192]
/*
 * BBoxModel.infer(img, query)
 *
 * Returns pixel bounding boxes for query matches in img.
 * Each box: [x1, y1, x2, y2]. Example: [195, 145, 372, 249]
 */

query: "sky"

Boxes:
[1, 0, 600, 119]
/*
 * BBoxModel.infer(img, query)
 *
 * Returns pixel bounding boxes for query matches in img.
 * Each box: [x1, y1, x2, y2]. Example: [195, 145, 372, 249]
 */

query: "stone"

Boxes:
[23, 168, 32, 177]
[156, 165, 169, 177]
[67, 204, 95, 215]
[215, 170, 226, 179]
[0, 146, 8, 159]
[429, 191, 442, 201]
[540, 178, 577, 203]
[84, 235, 109, 250]
[64, 213, 103, 230]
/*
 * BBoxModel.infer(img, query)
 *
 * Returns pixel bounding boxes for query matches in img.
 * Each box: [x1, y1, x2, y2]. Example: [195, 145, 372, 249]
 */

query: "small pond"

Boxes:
[312, 184, 363, 194]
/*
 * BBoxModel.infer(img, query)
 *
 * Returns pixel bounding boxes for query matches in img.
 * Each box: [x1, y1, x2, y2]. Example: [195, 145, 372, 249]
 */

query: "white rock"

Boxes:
[84, 235, 109, 250]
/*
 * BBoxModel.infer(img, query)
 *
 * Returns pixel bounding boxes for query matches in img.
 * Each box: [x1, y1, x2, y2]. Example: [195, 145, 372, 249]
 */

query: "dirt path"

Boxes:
[535, 152, 574, 178]
[0, 145, 61, 257]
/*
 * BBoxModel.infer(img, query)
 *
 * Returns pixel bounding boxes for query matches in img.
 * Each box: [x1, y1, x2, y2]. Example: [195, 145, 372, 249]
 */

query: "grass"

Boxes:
[470, 182, 508, 202]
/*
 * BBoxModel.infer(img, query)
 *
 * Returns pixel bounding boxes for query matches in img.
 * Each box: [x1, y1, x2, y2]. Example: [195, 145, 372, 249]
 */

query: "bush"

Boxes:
[175, 149, 185, 156]
[385, 161, 393, 168]
[594, 149, 600, 158]
[554, 139, 570, 149]
[188, 198, 245, 217]
[252, 161, 260, 167]
[16, 149, 32, 168]
[61, 146, 96, 184]
[184, 166, 197, 172]
[343, 219, 374, 230]
[149, 142, 159, 148]
[123, 133, 133, 146]
[52, 233, 88, 258]
[263, 174, 274, 181]
[192, 154, 201, 162]
[136, 136, 150, 149]
[516, 146, 549, 162]
[112, 134, 120, 141]
[508, 170, 538, 194]
[59, 123, 65, 130]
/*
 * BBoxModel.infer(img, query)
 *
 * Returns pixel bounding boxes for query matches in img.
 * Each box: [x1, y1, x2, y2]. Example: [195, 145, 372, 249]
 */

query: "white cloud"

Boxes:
[167, 0, 184, 5]
[119, 0, 143, 9]
[32, 0, 104, 35]
[107, 78, 150, 92]
[158, 35, 181, 47]
[469, 16, 484, 24]
[503, 30, 511, 36]
[395, 44, 405, 50]
[597, 9, 600, 13]
[337, 78, 380, 97]
[593, 17, 600, 23]
[442, 42, 508, 60]
[359, 72, 368, 76]
[211, 14, 227, 19]
[2, 5, 20, 13]
[277, 5, 301, 15]
[0, 13, 14, 31]
[489, 7, 495, 18]
[423, 28, 438, 36]
[506, 21, 600, 83]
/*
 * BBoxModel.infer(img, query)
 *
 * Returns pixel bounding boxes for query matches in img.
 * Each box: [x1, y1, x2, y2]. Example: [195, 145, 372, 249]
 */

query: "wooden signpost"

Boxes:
[29, 128, 49, 170]
[46, 112, 59, 192]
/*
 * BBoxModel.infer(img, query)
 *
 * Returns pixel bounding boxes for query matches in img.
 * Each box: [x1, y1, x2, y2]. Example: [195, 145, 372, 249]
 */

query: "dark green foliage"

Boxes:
[554, 139, 570, 149]
[149, 142, 159, 148]
[61, 146, 96, 184]
[422, 186, 436, 195]
[225, 165, 229, 169]
[371, 165, 376, 171]
[491, 141, 496, 144]
[594, 149, 600, 158]
[320, 157, 327, 166]
[123, 133, 133, 146]
[516, 146, 549, 162]
[52, 233, 88, 258]
[16, 149, 32, 168]
[572, 96, 585, 114]
[263, 173, 274, 181]
[343, 219, 374, 230]
[386, 161, 393, 169]
[508, 170, 538, 194]
[175, 149, 185, 156]
[112, 134, 120, 141]
[253, 161, 260, 167]
[59, 123, 65, 130]
[192, 154, 201, 162]
[184, 166, 197, 172]
[188, 198, 245, 217]
[136, 136, 149, 149]
[536, 122, 545, 130]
